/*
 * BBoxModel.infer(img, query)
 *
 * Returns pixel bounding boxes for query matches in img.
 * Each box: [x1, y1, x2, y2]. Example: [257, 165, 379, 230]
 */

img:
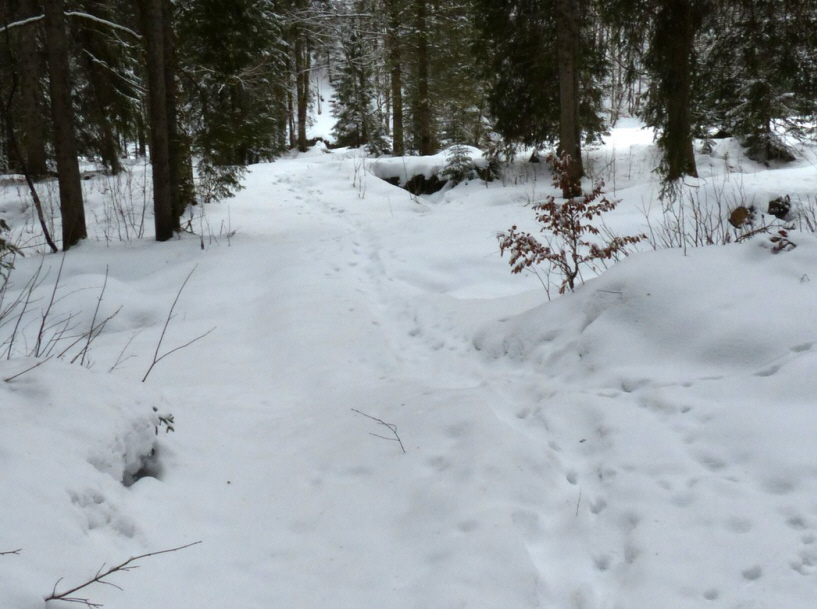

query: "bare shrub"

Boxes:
[499, 153, 645, 296]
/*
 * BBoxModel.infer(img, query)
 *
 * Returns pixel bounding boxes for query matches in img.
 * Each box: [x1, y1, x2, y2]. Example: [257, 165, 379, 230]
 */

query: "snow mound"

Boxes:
[369, 146, 487, 186]
[0, 360, 167, 606]
[476, 234, 817, 385]
[473, 232, 817, 608]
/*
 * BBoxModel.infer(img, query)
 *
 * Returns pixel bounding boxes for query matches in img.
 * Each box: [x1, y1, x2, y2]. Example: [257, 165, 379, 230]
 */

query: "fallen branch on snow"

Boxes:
[44, 541, 202, 608]
[352, 408, 406, 454]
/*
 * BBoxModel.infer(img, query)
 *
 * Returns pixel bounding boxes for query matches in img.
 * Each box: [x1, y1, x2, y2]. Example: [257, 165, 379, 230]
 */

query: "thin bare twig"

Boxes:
[3, 259, 44, 359]
[44, 541, 202, 608]
[4, 355, 54, 382]
[0, 548, 22, 556]
[79, 266, 108, 366]
[351, 408, 406, 453]
[35, 254, 66, 357]
[142, 266, 214, 382]
[108, 329, 142, 373]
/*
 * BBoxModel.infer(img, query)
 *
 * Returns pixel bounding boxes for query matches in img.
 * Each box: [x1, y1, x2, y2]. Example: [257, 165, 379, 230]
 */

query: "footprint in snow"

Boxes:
[741, 565, 763, 581]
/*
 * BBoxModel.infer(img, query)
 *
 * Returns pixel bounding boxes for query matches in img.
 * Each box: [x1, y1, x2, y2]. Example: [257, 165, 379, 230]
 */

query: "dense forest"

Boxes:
[1, 0, 815, 250]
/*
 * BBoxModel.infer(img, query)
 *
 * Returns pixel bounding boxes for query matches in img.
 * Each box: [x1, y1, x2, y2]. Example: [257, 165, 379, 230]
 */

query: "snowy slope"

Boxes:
[2, 127, 817, 609]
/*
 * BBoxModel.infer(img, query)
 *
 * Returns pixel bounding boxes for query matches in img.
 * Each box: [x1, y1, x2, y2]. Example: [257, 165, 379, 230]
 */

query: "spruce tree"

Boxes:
[699, 0, 817, 163]
[472, 0, 605, 154]
[330, 25, 376, 149]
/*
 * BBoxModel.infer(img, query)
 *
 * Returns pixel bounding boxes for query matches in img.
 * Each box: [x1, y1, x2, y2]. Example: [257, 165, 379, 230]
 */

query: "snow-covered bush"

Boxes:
[196, 161, 246, 205]
[441, 144, 476, 185]
[499, 153, 645, 295]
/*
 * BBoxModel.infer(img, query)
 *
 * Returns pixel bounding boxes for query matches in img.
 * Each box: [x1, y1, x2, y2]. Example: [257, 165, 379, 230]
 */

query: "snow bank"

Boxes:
[1, 360, 167, 607]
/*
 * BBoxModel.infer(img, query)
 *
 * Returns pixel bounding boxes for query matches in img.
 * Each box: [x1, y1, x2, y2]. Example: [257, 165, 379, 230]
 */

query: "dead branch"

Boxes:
[4, 355, 54, 382]
[142, 266, 215, 382]
[107, 329, 141, 373]
[44, 541, 202, 608]
[3, 258, 44, 359]
[352, 408, 406, 453]
[35, 254, 66, 357]
[0, 548, 22, 556]
[78, 266, 108, 366]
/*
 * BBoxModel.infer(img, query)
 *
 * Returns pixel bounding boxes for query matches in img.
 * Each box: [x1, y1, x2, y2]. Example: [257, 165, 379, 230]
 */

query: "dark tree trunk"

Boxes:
[295, 30, 309, 152]
[136, 104, 147, 157]
[387, 0, 404, 156]
[414, 0, 433, 155]
[657, 0, 698, 181]
[43, 0, 87, 250]
[286, 51, 296, 149]
[162, 0, 195, 221]
[81, 49, 123, 175]
[138, 0, 174, 241]
[556, 0, 582, 197]
[17, 0, 48, 177]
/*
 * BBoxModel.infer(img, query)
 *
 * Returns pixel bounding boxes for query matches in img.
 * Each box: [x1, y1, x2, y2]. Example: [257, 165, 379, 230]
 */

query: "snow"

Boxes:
[2, 125, 817, 609]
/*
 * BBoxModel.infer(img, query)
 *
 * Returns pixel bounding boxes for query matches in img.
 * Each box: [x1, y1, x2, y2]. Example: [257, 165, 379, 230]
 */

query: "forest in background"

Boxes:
[1, 0, 816, 251]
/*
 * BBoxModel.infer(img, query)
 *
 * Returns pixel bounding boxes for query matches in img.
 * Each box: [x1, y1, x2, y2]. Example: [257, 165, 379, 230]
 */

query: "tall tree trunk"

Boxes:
[556, 0, 582, 197]
[42, 0, 87, 250]
[295, 29, 309, 152]
[387, 0, 404, 156]
[162, 0, 195, 222]
[658, 0, 698, 181]
[139, 0, 174, 241]
[80, 46, 123, 175]
[17, 0, 48, 177]
[136, 104, 147, 157]
[414, 0, 433, 155]
[286, 52, 296, 149]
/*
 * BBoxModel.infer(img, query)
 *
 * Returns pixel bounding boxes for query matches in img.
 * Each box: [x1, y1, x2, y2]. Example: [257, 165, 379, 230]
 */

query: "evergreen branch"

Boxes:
[65, 12, 142, 39]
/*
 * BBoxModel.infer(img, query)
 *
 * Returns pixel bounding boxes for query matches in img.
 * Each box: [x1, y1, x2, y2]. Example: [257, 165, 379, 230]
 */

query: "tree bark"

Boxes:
[414, 0, 433, 155]
[286, 51, 296, 149]
[17, 0, 48, 177]
[138, 0, 174, 241]
[657, 0, 698, 181]
[387, 0, 404, 156]
[162, 0, 194, 222]
[295, 29, 309, 152]
[556, 0, 583, 197]
[42, 0, 87, 250]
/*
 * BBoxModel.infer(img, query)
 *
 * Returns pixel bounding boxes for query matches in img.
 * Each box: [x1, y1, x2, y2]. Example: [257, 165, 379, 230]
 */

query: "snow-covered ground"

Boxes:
[2, 122, 817, 609]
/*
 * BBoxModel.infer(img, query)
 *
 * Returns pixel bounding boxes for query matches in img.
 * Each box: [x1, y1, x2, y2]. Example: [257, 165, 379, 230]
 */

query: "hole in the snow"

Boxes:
[123, 444, 164, 487]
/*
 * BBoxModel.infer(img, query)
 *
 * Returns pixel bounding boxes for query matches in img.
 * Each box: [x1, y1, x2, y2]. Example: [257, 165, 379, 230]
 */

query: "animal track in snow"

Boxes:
[695, 452, 728, 472]
[70, 490, 136, 537]
[741, 565, 762, 581]
[754, 364, 780, 377]
[760, 476, 797, 495]
[790, 549, 817, 575]
[725, 516, 753, 534]
[593, 554, 612, 571]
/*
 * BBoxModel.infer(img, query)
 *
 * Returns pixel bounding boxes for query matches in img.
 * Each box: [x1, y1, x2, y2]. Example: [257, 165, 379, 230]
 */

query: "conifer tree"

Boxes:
[330, 21, 376, 148]
[473, 0, 605, 171]
[699, 0, 817, 163]
[177, 0, 287, 199]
